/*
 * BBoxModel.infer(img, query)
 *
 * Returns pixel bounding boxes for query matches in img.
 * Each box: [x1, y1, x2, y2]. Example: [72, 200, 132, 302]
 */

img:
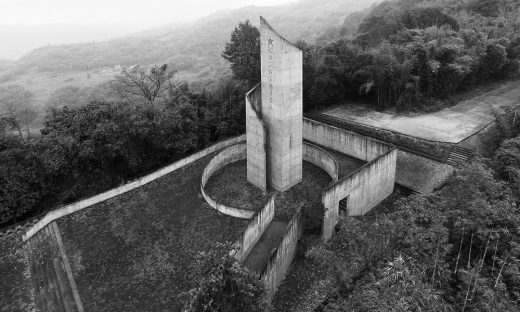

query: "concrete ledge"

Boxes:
[201, 143, 256, 219]
[303, 143, 339, 183]
[23, 135, 246, 242]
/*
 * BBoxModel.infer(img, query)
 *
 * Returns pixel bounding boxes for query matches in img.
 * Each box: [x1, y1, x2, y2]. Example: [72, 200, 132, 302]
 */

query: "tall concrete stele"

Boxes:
[246, 17, 303, 192]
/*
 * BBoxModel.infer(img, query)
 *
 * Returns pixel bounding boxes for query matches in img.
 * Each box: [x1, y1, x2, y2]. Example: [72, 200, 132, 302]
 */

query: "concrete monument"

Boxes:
[246, 17, 303, 192]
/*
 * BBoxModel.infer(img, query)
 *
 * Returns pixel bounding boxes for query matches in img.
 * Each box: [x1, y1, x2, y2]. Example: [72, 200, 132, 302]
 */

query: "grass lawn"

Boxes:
[206, 159, 333, 228]
[205, 160, 270, 211]
[0, 235, 35, 312]
[56, 153, 249, 311]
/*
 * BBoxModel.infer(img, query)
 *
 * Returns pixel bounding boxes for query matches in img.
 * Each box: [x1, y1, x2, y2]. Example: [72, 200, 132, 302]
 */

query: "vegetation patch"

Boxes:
[395, 150, 453, 193]
[0, 236, 34, 312]
[57, 154, 249, 311]
[205, 160, 269, 211]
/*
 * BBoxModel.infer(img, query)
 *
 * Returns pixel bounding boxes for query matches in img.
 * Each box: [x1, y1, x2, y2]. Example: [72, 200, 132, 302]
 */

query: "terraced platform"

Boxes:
[322, 80, 520, 143]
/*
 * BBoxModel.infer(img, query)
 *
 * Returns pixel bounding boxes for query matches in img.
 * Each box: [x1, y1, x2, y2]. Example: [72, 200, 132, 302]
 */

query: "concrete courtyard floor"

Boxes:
[323, 80, 520, 143]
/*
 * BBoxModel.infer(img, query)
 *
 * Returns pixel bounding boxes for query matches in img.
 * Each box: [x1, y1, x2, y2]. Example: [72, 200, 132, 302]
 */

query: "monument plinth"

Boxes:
[246, 17, 303, 192]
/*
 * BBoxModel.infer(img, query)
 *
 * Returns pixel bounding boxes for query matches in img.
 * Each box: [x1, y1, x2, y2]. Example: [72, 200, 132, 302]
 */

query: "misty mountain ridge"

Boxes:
[2, 0, 379, 83]
[0, 23, 151, 60]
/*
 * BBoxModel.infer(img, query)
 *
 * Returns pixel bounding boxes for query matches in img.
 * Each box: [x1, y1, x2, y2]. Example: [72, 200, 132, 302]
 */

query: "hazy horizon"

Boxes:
[0, 0, 296, 60]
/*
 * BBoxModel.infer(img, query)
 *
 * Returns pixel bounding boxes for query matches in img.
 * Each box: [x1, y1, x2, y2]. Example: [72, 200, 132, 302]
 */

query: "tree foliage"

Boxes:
[0, 85, 37, 141]
[290, 0, 520, 112]
[494, 136, 520, 201]
[311, 151, 520, 311]
[111, 64, 175, 105]
[222, 21, 261, 87]
[184, 243, 266, 312]
[0, 68, 246, 227]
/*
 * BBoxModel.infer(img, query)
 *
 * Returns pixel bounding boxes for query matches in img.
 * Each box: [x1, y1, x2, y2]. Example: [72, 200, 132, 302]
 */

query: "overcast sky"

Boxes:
[0, 0, 296, 26]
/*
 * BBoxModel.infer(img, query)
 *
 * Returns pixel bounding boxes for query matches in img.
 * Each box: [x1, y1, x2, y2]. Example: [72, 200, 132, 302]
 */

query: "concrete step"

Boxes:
[446, 145, 474, 167]
[452, 149, 473, 155]
[448, 154, 469, 161]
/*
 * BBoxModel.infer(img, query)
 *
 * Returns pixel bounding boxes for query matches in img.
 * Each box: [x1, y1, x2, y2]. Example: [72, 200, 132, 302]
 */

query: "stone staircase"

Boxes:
[446, 146, 474, 167]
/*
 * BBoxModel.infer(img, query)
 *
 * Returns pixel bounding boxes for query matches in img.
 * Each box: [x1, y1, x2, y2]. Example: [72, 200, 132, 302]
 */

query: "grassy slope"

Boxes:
[57, 153, 248, 311]
[0, 235, 35, 312]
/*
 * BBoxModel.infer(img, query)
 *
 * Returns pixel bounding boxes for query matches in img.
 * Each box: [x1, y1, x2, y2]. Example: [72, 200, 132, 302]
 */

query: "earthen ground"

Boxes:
[54, 153, 249, 312]
[323, 80, 520, 143]
[205, 159, 355, 230]
[205, 160, 270, 211]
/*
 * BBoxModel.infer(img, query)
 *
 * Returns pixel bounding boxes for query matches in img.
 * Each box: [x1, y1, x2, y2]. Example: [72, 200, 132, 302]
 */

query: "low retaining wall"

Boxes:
[261, 205, 304, 300]
[305, 113, 451, 161]
[303, 117, 397, 242]
[322, 148, 397, 241]
[201, 143, 256, 219]
[303, 118, 390, 162]
[303, 143, 339, 182]
[23, 135, 246, 242]
[234, 197, 275, 262]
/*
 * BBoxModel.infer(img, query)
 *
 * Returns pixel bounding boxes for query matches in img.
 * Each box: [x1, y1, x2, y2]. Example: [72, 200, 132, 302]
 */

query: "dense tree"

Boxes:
[111, 64, 175, 106]
[0, 140, 44, 224]
[310, 153, 520, 311]
[297, 0, 520, 111]
[494, 136, 520, 201]
[295, 40, 320, 111]
[222, 21, 261, 87]
[204, 78, 247, 140]
[0, 85, 37, 141]
[0, 66, 252, 227]
[184, 243, 266, 312]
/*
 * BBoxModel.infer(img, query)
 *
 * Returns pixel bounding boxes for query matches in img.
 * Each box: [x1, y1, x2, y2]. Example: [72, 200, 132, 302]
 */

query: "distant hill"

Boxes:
[0, 23, 148, 60]
[4, 0, 379, 84]
[0, 59, 13, 70]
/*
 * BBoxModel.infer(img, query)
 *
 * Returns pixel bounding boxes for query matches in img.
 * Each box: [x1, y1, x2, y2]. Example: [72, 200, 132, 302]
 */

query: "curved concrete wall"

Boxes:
[303, 143, 339, 183]
[23, 135, 246, 242]
[201, 143, 256, 219]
